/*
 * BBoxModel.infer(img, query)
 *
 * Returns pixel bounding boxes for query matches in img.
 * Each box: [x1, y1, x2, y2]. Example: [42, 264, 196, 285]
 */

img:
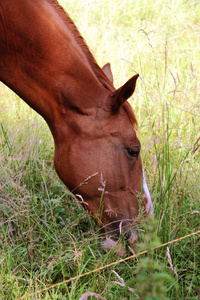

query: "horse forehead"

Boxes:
[105, 108, 135, 128]
[108, 116, 137, 138]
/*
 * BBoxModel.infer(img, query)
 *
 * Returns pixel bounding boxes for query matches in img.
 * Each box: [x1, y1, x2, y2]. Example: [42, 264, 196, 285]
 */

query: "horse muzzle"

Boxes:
[100, 220, 139, 256]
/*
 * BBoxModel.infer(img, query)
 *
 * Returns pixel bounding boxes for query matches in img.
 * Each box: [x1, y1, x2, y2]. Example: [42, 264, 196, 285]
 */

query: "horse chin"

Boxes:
[101, 237, 126, 256]
[100, 231, 138, 256]
[127, 231, 138, 244]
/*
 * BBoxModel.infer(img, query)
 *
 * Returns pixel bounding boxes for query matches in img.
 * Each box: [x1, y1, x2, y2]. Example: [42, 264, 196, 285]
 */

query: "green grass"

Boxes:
[0, 0, 200, 299]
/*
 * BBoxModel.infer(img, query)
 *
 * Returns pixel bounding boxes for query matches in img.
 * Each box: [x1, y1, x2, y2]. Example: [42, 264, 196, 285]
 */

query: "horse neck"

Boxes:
[0, 0, 107, 134]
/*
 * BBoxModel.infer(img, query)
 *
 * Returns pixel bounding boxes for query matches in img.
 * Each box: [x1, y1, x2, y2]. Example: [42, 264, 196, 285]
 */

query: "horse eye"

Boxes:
[126, 148, 140, 158]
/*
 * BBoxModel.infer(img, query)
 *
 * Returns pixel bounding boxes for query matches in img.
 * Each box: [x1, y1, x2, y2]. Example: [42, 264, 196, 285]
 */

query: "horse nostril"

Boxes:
[124, 229, 132, 240]
[107, 220, 136, 241]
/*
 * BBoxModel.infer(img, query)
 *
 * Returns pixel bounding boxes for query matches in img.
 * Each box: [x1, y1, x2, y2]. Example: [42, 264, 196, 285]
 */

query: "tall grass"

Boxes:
[0, 0, 200, 299]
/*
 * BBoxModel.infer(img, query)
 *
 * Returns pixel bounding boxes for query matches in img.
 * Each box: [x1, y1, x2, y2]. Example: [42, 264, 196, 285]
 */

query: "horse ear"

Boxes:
[109, 74, 139, 111]
[102, 63, 113, 84]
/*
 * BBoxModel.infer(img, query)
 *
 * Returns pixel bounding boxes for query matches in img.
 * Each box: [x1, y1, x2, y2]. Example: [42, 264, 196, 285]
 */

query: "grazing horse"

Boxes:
[0, 0, 153, 255]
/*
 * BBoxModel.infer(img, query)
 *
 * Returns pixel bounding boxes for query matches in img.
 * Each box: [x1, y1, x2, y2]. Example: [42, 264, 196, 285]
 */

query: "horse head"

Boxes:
[53, 64, 153, 255]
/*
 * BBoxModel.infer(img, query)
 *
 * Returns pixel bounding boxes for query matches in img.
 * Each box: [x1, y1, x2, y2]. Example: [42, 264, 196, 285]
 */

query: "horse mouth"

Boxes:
[100, 219, 139, 256]
[101, 230, 138, 256]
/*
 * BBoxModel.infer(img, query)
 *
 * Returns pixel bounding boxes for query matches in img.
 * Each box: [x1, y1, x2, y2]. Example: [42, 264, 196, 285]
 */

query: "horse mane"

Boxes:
[50, 0, 112, 88]
[50, 0, 137, 126]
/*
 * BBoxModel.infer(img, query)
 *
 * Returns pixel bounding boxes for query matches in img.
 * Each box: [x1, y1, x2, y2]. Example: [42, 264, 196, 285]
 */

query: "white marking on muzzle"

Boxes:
[142, 169, 153, 215]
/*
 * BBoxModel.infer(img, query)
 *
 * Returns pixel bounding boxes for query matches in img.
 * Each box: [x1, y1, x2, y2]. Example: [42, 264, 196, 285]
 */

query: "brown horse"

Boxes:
[0, 0, 152, 255]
